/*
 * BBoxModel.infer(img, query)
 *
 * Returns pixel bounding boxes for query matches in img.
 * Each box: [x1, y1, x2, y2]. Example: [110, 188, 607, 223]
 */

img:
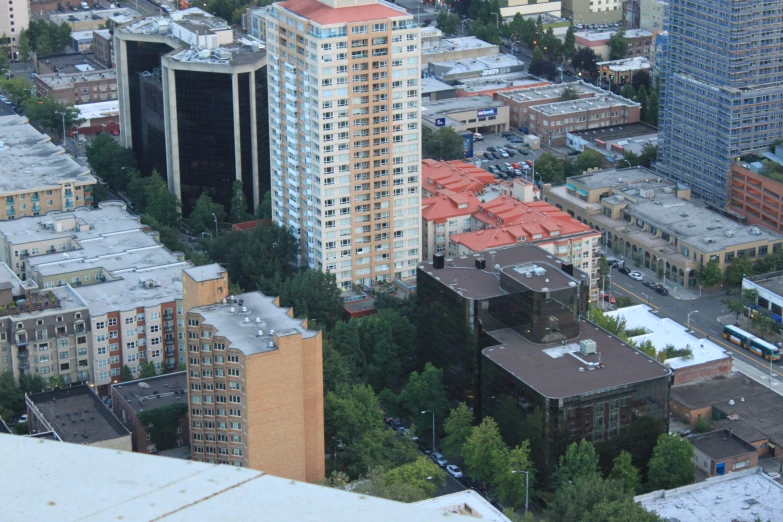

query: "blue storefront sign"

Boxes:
[461, 132, 474, 159]
[477, 108, 497, 118]
[435, 118, 446, 127]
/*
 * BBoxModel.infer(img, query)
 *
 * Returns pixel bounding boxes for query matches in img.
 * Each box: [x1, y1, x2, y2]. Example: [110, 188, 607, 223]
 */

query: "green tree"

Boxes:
[344, 428, 419, 478]
[614, 295, 635, 308]
[440, 402, 474, 457]
[643, 88, 659, 126]
[399, 363, 449, 441]
[695, 417, 712, 434]
[257, 190, 272, 220]
[384, 457, 445, 498]
[547, 476, 634, 522]
[494, 441, 536, 509]
[609, 451, 640, 494]
[144, 171, 181, 227]
[85, 133, 137, 191]
[560, 85, 580, 101]
[723, 297, 747, 325]
[622, 150, 641, 167]
[139, 360, 157, 378]
[0, 372, 24, 419]
[608, 28, 629, 60]
[137, 402, 188, 451]
[638, 143, 658, 168]
[563, 24, 577, 60]
[462, 417, 508, 484]
[189, 193, 225, 235]
[436, 11, 459, 35]
[229, 179, 252, 223]
[323, 341, 353, 393]
[725, 256, 752, 286]
[750, 309, 779, 339]
[531, 45, 544, 64]
[554, 439, 601, 487]
[324, 383, 384, 447]
[647, 434, 696, 490]
[582, 497, 663, 522]
[535, 152, 565, 183]
[35, 31, 53, 57]
[279, 269, 344, 329]
[631, 70, 652, 91]
[17, 29, 31, 65]
[620, 83, 636, 101]
[571, 47, 599, 76]
[22, 96, 84, 140]
[126, 170, 149, 212]
[121, 365, 134, 382]
[634, 339, 658, 358]
[422, 126, 466, 161]
[575, 149, 605, 172]
[636, 84, 649, 110]
[696, 261, 723, 287]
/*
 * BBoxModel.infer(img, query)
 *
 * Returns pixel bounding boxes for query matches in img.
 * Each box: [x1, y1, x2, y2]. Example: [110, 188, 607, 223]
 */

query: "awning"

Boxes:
[577, 188, 588, 196]
[565, 183, 576, 190]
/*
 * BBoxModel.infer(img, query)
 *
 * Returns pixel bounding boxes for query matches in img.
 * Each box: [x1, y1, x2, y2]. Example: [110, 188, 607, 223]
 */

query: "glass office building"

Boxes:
[657, 0, 783, 206]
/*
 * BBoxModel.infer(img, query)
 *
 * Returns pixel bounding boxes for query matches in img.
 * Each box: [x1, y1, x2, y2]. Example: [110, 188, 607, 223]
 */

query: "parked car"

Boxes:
[629, 271, 644, 281]
[520, 149, 530, 156]
[492, 152, 502, 159]
[499, 151, 509, 158]
[643, 281, 657, 289]
[418, 441, 432, 455]
[487, 146, 498, 152]
[618, 267, 631, 275]
[677, 428, 692, 437]
[446, 465, 463, 478]
[483, 151, 493, 160]
[501, 131, 514, 138]
[487, 165, 498, 174]
[473, 132, 484, 141]
[608, 260, 620, 268]
[431, 452, 448, 467]
[603, 293, 616, 304]
[512, 46, 521, 52]
[110, 129, 120, 136]
[506, 149, 515, 157]
[568, 150, 581, 156]
[656, 285, 669, 296]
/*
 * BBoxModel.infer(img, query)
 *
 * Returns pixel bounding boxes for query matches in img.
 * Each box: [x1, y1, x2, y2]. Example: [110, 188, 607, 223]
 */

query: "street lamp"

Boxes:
[421, 410, 435, 453]
[641, 292, 651, 306]
[211, 212, 218, 236]
[55, 111, 67, 146]
[619, 158, 632, 168]
[687, 310, 698, 331]
[201, 231, 213, 244]
[511, 470, 530, 513]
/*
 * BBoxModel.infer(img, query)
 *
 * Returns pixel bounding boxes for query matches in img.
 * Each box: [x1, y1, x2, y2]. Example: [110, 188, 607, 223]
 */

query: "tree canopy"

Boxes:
[609, 451, 641, 494]
[440, 402, 474, 457]
[575, 149, 605, 172]
[647, 434, 696, 490]
[279, 269, 344, 329]
[696, 261, 723, 287]
[536, 152, 565, 183]
[554, 439, 601, 487]
[188, 193, 226, 235]
[608, 29, 629, 60]
[422, 126, 466, 161]
[462, 417, 507, 483]
[571, 47, 600, 76]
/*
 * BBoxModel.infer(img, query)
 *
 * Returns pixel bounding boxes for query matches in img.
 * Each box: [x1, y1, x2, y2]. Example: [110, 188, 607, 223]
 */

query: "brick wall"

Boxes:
[672, 357, 732, 385]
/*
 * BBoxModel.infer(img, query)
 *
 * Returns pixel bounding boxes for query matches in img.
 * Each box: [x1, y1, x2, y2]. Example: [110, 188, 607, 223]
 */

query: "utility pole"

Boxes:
[422, 410, 435, 452]
[512, 470, 530, 513]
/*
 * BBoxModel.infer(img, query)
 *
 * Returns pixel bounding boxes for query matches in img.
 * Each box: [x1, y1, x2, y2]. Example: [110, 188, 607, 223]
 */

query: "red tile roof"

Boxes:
[422, 159, 496, 196]
[279, 0, 406, 25]
[421, 192, 482, 223]
[451, 225, 599, 253]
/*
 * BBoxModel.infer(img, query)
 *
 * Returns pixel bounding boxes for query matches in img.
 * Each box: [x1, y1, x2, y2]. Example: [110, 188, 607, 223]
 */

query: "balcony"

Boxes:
[17, 353, 29, 369]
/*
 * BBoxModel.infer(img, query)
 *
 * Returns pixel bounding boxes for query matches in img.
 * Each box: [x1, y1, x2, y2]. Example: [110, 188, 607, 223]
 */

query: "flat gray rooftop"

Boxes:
[7, 285, 89, 321]
[672, 372, 783, 446]
[191, 292, 318, 357]
[421, 77, 454, 94]
[430, 54, 525, 75]
[569, 166, 656, 190]
[689, 429, 755, 460]
[112, 372, 188, 414]
[421, 36, 496, 55]
[497, 80, 605, 103]
[636, 468, 783, 522]
[49, 8, 141, 26]
[417, 244, 589, 299]
[483, 322, 670, 398]
[0, 204, 138, 246]
[27, 385, 129, 444]
[531, 93, 638, 116]
[423, 95, 503, 115]
[183, 264, 226, 283]
[745, 271, 783, 297]
[0, 116, 95, 193]
[74, 262, 190, 314]
[35, 52, 106, 74]
[571, 121, 658, 142]
[37, 69, 116, 90]
[456, 73, 545, 93]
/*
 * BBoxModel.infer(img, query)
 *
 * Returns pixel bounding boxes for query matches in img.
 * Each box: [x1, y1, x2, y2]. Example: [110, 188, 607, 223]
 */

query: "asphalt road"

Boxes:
[606, 270, 783, 379]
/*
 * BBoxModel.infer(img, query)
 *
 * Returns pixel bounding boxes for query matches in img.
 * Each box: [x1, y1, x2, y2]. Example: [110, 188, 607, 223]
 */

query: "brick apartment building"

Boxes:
[575, 29, 653, 61]
[728, 162, 783, 235]
[527, 94, 641, 146]
[495, 81, 606, 130]
[186, 292, 325, 482]
[92, 29, 113, 68]
[35, 69, 118, 105]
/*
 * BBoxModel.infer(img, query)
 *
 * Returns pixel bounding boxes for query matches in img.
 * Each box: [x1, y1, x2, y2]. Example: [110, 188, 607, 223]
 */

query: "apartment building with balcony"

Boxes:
[264, 0, 423, 289]
[116, 9, 268, 213]
[657, 0, 783, 207]
[186, 291, 324, 481]
[0, 115, 96, 220]
[0, 264, 91, 387]
[544, 167, 783, 288]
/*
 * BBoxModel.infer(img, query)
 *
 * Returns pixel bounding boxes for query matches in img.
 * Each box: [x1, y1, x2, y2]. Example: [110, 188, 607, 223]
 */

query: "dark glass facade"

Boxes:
[125, 41, 172, 178]
[254, 68, 270, 208]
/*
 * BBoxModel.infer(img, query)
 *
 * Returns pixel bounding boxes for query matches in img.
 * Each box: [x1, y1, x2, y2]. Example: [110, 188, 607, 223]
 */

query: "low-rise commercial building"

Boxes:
[454, 74, 548, 98]
[0, 115, 96, 220]
[566, 121, 658, 156]
[605, 305, 732, 384]
[34, 52, 106, 76]
[597, 56, 650, 86]
[35, 69, 117, 105]
[111, 371, 189, 454]
[421, 78, 457, 101]
[48, 7, 141, 32]
[496, 80, 606, 130]
[422, 37, 498, 64]
[427, 55, 527, 83]
[75, 99, 120, 136]
[690, 429, 758, 477]
[527, 93, 641, 146]
[417, 244, 670, 485]
[575, 28, 653, 61]
[422, 96, 509, 134]
[500, 0, 562, 19]
[186, 292, 324, 482]
[25, 384, 131, 450]
[637, 468, 783, 522]
[671, 372, 783, 458]
[743, 271, 783, 320]
[545, 167, 783, 288]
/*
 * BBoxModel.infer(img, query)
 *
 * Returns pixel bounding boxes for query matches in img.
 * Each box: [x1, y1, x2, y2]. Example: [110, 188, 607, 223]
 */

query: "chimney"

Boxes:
[433, 253, 445, 269]
[475, 257, 486, 270]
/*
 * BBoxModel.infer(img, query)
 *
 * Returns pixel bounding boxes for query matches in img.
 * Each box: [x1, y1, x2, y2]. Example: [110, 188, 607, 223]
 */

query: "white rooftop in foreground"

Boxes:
[0, 435, 467, 522]
[635, 467, 783, 522]
[605, 304, 730, 369]
[415, 490, 511, 522]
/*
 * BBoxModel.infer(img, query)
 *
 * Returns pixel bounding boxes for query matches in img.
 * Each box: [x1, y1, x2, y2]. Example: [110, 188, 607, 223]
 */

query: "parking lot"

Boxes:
[472, 132, 546, 182]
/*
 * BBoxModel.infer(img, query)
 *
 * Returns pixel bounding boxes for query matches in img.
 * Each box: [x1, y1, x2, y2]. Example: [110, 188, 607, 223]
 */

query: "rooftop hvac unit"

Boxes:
[580, 339, 597, 355]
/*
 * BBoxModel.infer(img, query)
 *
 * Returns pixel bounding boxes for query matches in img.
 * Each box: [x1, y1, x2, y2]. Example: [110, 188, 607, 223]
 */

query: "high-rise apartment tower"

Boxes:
[657, 0, 783, 206]
[263, 0, 423, 289]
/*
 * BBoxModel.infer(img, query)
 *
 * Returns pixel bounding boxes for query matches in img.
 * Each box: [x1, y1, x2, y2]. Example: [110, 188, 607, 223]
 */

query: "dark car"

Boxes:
[656, 285, 669, 296]
[483, 151, 492, 159]
[506, 150, 515, 157]
[501, 131, 514, 138]
[568, 150, 581, 156]
[520, 149, 530, 156]
[487, 146, 498, 152]
[608, 260, 620, 268]
[418, 441, 432, 455]
[492, 151, 502, 159]
[618, 267, 631, 275]
[643, 281, 657, 289]
[487, 165, 498, 174]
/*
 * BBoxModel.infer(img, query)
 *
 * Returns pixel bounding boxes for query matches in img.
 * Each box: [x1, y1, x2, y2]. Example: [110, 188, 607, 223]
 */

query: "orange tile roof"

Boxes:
[422, 159, 496, 196]
[279, 0, 405, 25]
[451, 225, 599, 252]
[421, 192, 482, 223]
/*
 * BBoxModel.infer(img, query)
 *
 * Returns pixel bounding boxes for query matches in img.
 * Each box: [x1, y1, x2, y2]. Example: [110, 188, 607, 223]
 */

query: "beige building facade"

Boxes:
[264, 0, 423, 290]
[639, 0, 667, 33]
[186, 292, 324, 482]
[545, 167, 783, 288]
[0, 0, 30, 55]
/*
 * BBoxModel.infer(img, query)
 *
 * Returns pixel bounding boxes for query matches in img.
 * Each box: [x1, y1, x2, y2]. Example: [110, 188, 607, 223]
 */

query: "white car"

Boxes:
[629, 271, 644, 281]
[446, 465, 463, 478]
[431, 452, 448, 467]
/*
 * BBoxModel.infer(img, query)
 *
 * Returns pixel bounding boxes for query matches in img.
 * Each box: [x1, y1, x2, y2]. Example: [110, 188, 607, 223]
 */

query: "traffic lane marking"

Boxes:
[611, 281, 660, 311]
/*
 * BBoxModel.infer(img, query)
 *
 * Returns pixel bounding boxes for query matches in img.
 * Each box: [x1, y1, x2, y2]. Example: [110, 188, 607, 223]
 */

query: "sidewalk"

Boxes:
[601, 247, 705, 301]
